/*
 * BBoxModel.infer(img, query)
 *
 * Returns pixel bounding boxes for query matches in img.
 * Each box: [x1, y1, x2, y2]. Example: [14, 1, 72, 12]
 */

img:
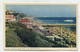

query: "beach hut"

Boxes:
[38, 26, 44, 31]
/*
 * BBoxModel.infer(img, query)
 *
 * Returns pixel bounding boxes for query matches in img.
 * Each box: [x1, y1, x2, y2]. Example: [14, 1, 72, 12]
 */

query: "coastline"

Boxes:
[42, 24, 76, 26]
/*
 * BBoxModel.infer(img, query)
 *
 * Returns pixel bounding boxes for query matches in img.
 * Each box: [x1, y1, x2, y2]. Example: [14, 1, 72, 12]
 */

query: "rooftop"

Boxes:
[20, 18, 30, 23]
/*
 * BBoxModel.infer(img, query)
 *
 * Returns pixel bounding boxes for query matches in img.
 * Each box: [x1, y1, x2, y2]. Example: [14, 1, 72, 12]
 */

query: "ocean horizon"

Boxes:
[34, 17, 76, 24]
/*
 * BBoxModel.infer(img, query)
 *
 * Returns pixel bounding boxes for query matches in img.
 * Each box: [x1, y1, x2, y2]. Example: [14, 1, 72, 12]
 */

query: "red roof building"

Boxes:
[6, 15, 16, 22]
[20, 18, 30, 24]
[20, 18, 33, 28]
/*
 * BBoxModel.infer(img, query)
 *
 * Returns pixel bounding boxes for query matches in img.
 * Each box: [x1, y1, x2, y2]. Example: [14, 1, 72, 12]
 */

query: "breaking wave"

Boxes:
[64, 20, 73, 22]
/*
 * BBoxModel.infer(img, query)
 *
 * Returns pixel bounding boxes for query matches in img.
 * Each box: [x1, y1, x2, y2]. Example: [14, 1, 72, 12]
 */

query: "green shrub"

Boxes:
[6, 22, 70, 47]
[6, 31, 27, 47]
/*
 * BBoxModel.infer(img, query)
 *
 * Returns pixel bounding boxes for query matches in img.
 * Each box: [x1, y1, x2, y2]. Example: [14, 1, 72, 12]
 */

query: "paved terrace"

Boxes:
[32, 26, 53, 36]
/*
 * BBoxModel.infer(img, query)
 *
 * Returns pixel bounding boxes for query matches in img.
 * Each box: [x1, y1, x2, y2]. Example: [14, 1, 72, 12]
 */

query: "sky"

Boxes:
[6, 5, 76, 17]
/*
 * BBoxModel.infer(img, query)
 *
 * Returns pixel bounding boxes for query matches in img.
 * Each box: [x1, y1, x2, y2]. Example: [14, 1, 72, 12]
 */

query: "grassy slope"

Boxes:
[6, 22, 70, 47]
[6, 31, 28, 47]
[6, 22, 28, 47]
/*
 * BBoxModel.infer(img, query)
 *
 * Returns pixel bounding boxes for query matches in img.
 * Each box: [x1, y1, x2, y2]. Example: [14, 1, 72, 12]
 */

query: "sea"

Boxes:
[34, 17, 76, 24]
